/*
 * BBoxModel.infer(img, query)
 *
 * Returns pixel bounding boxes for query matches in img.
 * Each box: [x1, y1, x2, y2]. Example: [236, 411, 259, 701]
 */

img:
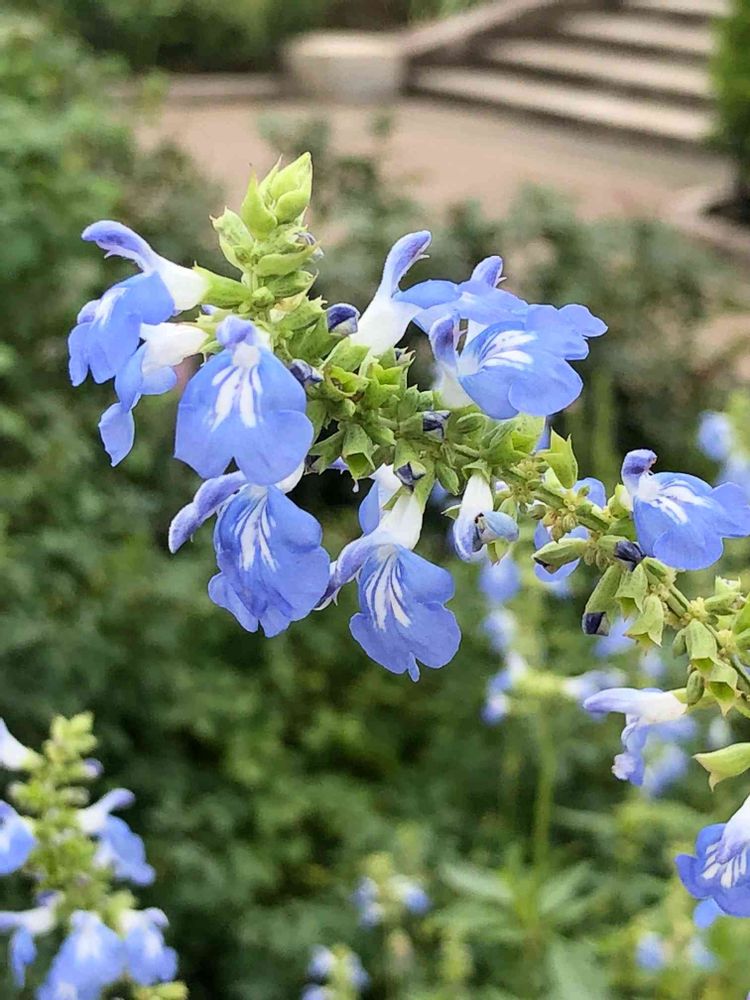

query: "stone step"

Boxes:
[560, 12, 713, 58]
[480, 39, 710, 101]
[411, 66, 712, 144]
[623, 0, 728, 19]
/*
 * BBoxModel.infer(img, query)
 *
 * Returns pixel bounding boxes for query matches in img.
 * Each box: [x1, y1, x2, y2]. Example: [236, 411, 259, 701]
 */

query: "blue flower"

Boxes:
[99, 322, 207, 466]
[175, 316, 312, 485]
[676, 795, 750, 916]
[563, 667, 626, 703]
[347, 232, 432, 354]
[623, 449, 750, 570]
[636, 931, 666, 971]
[480, 556, 520, 605]
[428, 305, 605, 419]
[170, 467, 330, 638]
[328, 488, 460, 680]
[352, 877, 383, 927]
[41, 911, 124, 999]
[392, 876, 431, 915]
[0, 721, 39, 770]
[0, 901, 56, 987]
[534, 478, 606, 582]
[77, 789, 154, 886]
[583, 688, 687, 786]
[693, 897, 725, 928]
[483, 608, 517, 655]
[453, 473, 518, 561]
[121, 908, 178, 986]
[482, 652, 528, 725]
[688, 935, 716, 970]
[0, 802, 35, 875]
[307, 946, 369, 991]
[698, 411, 734, 463]
[593, 616, 635, 658]
[641, 741, 689, 799]
[301, 987, 330, 1000]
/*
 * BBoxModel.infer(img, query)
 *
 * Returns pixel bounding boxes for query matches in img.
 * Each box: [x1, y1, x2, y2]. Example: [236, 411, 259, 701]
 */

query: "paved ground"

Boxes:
[138, 95, 726, 222]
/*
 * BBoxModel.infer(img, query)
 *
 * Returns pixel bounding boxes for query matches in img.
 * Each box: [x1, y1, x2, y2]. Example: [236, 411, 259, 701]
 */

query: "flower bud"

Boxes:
[327, 303, 359, 337]
[686, 670, 705, 705]
[533, 537, 587, 572]
[614, 540, 644, 568]
[476, 511, 519, 546]
[422, 411, 449, 438]
[240, 173, 277, 239]
[582, 611, 608, 636]
[289, 359, 323, 387]
[268, 152, 312, 202]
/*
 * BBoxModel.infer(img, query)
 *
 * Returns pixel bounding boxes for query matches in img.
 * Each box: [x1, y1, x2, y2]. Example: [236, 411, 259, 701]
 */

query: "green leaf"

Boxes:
[539, 430, 578, 489]
[441, 863, 512, 905]
[546, 938, 611, 1000]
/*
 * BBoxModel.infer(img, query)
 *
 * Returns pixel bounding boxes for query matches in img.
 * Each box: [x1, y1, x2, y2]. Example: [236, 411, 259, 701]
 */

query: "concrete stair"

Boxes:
[410, 0, 726, 146]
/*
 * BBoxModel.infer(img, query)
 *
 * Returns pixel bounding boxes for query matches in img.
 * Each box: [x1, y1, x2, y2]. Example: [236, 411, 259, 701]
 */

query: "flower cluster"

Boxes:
[301, 946, 369, 1000]
[69, 151, 750, 921]
[0, 716, 184, 999]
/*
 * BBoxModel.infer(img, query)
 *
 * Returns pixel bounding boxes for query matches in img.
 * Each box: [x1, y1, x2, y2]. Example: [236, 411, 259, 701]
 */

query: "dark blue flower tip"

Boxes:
[288, 359, 323, 387]
[583, 611, 609, 636]
[421, 411, 449, 436]
[621, 448, 657, 490]
[471, 255, 503, 287]
[215, 315, 257, 349]
[614, 540, 645, 567]
[395, 463, 424, 487]
[326, 303, 359, 336]
[476, 511, 519, 546]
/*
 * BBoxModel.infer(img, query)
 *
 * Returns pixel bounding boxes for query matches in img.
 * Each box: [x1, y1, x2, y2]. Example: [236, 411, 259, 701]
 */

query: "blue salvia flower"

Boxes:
[0, 802, 36, 875]
[453, 472, 519, 562]
[483, 608, 517, 655]
[121, 908, 178, 985]
[693, 897, 725, 928]
[392, 876, 431, 915]
[347, 231, 433, 354]
[0, 722, 40, 771]
[352, 876, 384, 928]
[622, 449, 750, 570]
[583, 687, 687, 786]
[481, 652, 528, 725]
[676, 794, 750, 916]
[593, 616, 634, 658]
[70, 221, 208, 386]
[480, 556, 520, 605]
[39, 910, 124, 999]
[325, 482, 460, 680]
[175, 316, 312, 484]
[98, 322, 207, 466]
[534, 477, 605, 582]
[77, 789, 155, 886]
[306, 946, 369, 993]
[697, 411, 735, 463]
[0, 901, 57, 987]
[428, 304, 605, 420]
[635, 931, 666, 971]
[169, 465, 329, 637]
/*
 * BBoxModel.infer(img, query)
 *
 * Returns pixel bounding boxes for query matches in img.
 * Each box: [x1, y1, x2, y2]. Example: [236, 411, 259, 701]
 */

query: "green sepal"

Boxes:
[324, 340, 370, 373]
[393, 438, 422, 473]
[267, 152, 312, 201]
[734, 596, 750, 635]
[709, 681, 738, 715]
[436, 462, 460, 496]
[306, 400, 327, 439]
[212, 208, 255, 270]
[608, 484, 631, 519]
[308, 429, 344, 471]
[240, 173, 277, 238]
[193, 267, 250, 308]
[584, 565, 624, 616]
[265, 270, 316, 299]
[342, 424, 375, 477]
[684, 619, 718, 673]
[616, 562, 649, 613]
[275, 189, 310, 223]
[533, 538, 587, 572]
[256, 245, 317, 277]
[695, 742, 750, 790]
[539, 430, 578, 489]
[510, 414, 546, 454]
[626, 593, 664, 645]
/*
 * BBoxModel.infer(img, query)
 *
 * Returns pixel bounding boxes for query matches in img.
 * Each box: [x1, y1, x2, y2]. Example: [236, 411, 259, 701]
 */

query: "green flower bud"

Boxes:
[533, 537, 587, 572]
[686, 670, 705, 705]
[255, 244, 317, 277]
[268, 151, 313, 202]
[212, 209, 255, 270]
[584, 565, 624, 617]
[240, 173, 277, 239]
[695, 742, 750, 790]
[539, 429, 578, 489]
[193, 268, 250, 308]
[275, 189, 311, 223]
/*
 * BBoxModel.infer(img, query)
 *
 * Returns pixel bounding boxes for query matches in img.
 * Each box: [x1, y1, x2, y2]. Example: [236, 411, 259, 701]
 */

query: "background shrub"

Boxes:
[712, 0, 750, 217]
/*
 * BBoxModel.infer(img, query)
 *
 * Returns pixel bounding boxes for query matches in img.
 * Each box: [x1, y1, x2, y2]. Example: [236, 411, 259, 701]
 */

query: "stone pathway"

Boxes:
[138, 94, 725, 223]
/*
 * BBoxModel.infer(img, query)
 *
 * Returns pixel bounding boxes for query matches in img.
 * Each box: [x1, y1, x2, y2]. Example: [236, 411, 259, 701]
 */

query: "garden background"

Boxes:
[2, 1, 750, 996]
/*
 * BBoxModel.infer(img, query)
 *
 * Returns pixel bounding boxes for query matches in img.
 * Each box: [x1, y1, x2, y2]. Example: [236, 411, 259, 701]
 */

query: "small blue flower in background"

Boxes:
[0, 802, 36, 876]
[347, 231, 432, 355]
[593, 616, 634, 658]
[483, 608, 518, 656]
[480, 556, 521, 605]
[707, 715, 733, 749]
[77, 788, 154, 886]
[305, 945, 369, 996]
[698, 411, 735, 463]
[175, 316, 313, 485]
[325, 486, 460, 680]
[453, 473, 518, 562]
[635, 931, 666, 971]
[534, 478, 606, 583]
[687, 935, 717, 970]
[0, 901, 57, 987]
[583, 687, 688, 786]
[352, 876, 384, 928]
[639, 649, 666, 682]
[170, 466, 330, 638]
[640, 741, 689, 799]
[482, 652, 528, 725]
[676, 794, 750, 916]
[622, 449, 750, 571]
[121, 908, 178, 985]
[392, 876, 431, 915]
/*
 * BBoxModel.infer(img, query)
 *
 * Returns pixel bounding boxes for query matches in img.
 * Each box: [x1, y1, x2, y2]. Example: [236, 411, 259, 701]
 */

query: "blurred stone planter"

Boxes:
[670, 183, 750, 266]
[283, 31, 406, 103]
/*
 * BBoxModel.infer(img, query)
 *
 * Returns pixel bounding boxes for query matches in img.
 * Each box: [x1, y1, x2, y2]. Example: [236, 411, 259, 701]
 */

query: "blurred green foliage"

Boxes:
[712, 0, 750, 218]
[2, 16, 750, 998]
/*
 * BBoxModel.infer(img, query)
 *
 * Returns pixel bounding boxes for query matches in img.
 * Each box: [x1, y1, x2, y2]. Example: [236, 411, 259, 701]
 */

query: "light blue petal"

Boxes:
[0, 803, 35, 875]
[99, 404, 136, 467]
[82, 220, 156, 270]
[10, 927, 36, 987]
[168, 472, 247, 553]
[380, 231, 431, 296]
